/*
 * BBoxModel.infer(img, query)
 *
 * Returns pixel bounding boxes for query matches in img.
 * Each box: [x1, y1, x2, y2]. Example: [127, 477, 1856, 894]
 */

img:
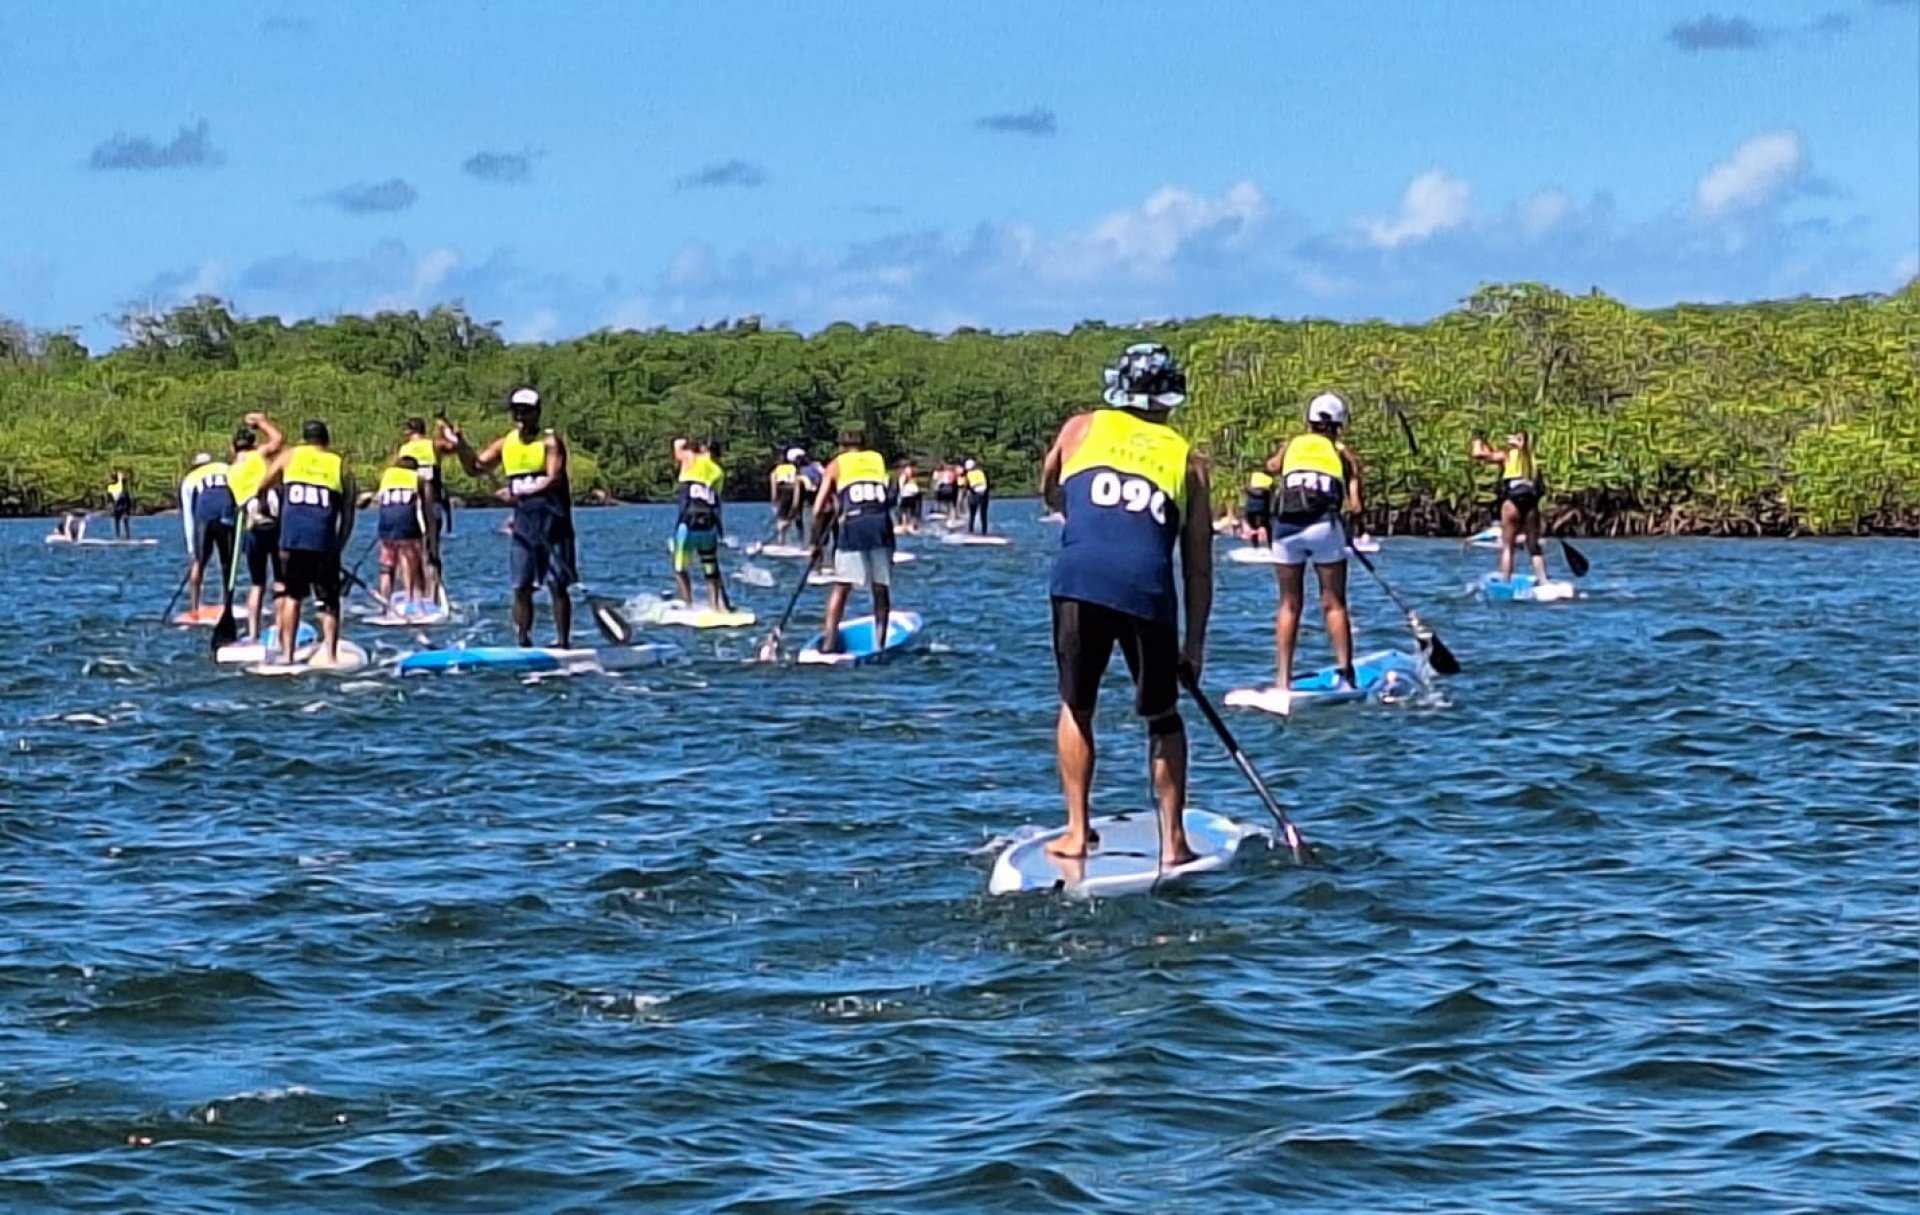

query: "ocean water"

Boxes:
[3, 510, 1914, 1213]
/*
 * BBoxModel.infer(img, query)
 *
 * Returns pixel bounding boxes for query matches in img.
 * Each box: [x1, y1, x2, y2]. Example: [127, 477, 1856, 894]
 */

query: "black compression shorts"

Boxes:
[245, 525, 282, 587]
[278, 548, 340, 612]
[1051, 596, 1179, 718]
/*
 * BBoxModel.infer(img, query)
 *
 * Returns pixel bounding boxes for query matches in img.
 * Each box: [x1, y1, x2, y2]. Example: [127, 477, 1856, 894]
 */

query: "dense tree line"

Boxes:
[1, 280, 1914, 534]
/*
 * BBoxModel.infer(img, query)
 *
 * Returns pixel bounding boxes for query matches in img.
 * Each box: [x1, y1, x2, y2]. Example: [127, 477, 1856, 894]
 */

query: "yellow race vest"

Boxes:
[1277, 433, 1345, 520]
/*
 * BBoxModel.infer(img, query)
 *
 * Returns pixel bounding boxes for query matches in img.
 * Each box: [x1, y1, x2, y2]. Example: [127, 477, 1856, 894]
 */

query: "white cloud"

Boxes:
[1516, 189, 1574, 240]
[1894, 251, 1919, 286]
[1360, 168, 1473, 249]
[1696, 130, 1807, 217]
[1039, 181, 1266, 284]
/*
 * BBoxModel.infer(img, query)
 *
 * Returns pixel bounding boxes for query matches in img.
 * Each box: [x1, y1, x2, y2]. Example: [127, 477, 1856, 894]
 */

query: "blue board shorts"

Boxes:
[510, 526, 578, 590]
[671, 524, 720, 577]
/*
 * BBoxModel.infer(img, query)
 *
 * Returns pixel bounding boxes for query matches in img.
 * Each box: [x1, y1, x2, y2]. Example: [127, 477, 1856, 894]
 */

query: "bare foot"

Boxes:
[1161, 845, 1202, 868]
[1045, 828, 1100, 860]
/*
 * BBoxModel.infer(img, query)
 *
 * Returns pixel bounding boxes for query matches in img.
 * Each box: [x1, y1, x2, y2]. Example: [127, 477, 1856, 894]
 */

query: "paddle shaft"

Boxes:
[1178, 668, 1312, 865]
[758, 546, 822, 658]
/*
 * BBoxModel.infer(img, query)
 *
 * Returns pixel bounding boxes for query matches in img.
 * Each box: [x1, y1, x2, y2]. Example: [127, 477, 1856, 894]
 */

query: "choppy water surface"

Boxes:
[2, 510, 1913, 1213]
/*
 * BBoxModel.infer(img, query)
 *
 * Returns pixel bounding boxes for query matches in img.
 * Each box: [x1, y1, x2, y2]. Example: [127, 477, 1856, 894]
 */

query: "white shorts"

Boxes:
[1272, 517, 1348, 566]
[831, 547, 893, 589]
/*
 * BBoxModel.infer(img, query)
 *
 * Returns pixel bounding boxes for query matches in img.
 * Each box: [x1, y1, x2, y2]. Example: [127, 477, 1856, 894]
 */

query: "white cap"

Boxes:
[964, 458, 978, 470]
[508, 386, 542, 408]
[192, 452, 212, 466]
[1307, 392, 1348, 426]
[786, 447, 805, 461]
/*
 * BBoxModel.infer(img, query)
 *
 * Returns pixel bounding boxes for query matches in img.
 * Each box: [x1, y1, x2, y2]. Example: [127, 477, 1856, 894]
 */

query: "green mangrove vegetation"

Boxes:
[1, 280, 1914, 534]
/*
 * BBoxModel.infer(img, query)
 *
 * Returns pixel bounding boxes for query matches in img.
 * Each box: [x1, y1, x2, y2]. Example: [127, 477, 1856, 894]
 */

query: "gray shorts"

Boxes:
[1272, 517, 1347, 566]
[831, 547, 892, 589]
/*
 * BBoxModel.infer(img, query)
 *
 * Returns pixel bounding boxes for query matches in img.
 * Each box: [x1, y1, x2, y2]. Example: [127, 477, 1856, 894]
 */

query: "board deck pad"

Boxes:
[796, 611, 924, 666]
[989, 808, 1263, 897]
[1225, 649, 1424, 714]
[172, 605, 229, 627]
[214, 622, 318, 665]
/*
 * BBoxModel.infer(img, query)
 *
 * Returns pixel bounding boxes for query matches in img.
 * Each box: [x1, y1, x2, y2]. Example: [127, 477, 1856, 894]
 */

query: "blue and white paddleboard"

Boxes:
[395, 643, 674, 677]
[363, 599, 455, 627]
[45, 535, 158, 547]
[939, 532, 1010, 546]
[1479, 573, 1575, 602]
[796, 611, 925, 666]
[1226, 545, 1283, 565]
[214, 622, 318, 665]
[751, 542, 815, 559]
[1468, 527, 1532, 548]
[1224, 649, 1425, 715]
[989, 808, 1264, 897]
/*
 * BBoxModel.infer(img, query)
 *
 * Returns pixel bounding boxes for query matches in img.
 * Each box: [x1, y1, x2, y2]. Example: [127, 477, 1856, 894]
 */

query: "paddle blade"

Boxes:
[587, 597, 633, 645]
[208, 608, 239, 656]
[1423, 631, 1461, 676]
[1560, 538, 1591, 578]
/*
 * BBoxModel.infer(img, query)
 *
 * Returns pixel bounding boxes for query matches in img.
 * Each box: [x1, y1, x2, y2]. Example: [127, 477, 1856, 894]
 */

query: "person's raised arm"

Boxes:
[1469, 434, 1505, 466]
[1178, 457, 1214, 679]
[1263, 439, 1291, 475]
[443, 419, 504, 476]
[248, 413, 286, 458]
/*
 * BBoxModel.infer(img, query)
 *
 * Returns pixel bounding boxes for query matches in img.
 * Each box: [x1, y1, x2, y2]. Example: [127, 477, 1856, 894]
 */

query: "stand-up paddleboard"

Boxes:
[1480, 573, 1575, 602]
[989, 808, 1263, 897]
[939, 532, 1011, 547]
[750, 542, 815, 559]
[395, 642, 673, 676]
[806, 552, 916, 585]
[1350, 535, 1381, 554]
[362, 601, 455, 627]
[1039, 512, 1065, 525]
[214, 622, 318, 665]
[245, 639, 371, 677]
[1225, 649, 1424, 715]
[796, 611, 925, 666]
[623, 595, 757, 629]
[172, 604, 230, 627]
[45, 535, 158, 547]
[1469, 527, 1531, 548]
[1226, 545, 1282, 565]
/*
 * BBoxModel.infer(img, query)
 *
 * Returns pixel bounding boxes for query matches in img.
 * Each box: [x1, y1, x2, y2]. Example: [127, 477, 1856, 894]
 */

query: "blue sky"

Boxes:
[2, 0, 1914, 348]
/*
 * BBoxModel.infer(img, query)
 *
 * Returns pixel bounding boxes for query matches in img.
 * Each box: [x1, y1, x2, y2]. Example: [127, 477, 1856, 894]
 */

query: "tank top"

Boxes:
[399, 437, 439, 482]
[1277, 433, 1346, 523]
[1243, 470, 1275, 514]
[834, 450, 894, 552]
[377, 466, 424, 540]
[228, 450, 281, 529]
[280, 446, 344, 553]
[676, 453, 724, 530]
[183, 461, 236, 525]
[966, 467, 989, 493]
[771, 461, 796, 488]
[502, 428, 570, 535]
[1050, 410, 1190, 623]
[1501, 448, 1539, 499]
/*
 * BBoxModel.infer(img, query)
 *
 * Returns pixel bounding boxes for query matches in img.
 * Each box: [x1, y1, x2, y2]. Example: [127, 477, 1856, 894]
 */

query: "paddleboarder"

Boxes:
[671, 436, 728, 610]
[363, 453, 430, 611]
[1241, 468, 1274, 546]
[396, 417, 452, 604]
[809, 427, 895, 655]
[1471, 430, 1554, 584]
[444, 386, 576, 648]
[1262, 392, 1365, 702]
[255, 420, 354, 666]
[769, 447, 803, 544]
[1039, 342, 1213, 867]
[895, 460, 923, 533]
[178, 451, 237, 618]
[227, 413, 287, 642]
[963, 459, 990, 534]
[106, 470, 134, 539]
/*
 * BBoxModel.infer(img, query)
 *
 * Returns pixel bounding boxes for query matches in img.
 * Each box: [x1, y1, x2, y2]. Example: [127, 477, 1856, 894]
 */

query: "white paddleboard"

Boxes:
[939, 532, 1010, 546]
[1226, 546, 1283, 565]
[245, 640, 371, 677]
[1350, 535, 1381, 554]
[751, 543, 815, 559]
[989, 808, 1263, 897]
[625, 595, 756, 629]
[214, 623, 319, 665]
[363, 606, 455, 627]
[45, 535, 157, 547]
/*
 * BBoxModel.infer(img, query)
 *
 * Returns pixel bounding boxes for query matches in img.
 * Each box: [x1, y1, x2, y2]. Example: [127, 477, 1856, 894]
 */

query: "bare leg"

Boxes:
[275, 593, 300, 664]
[1274, 563, 1306, 689]
[1148, 718, 1197, 866]
[872, 582, 891, 657]
[187, 559, 207, 615]
[674, 570, 694, 606]
[246, 584, 266, 642]
[1498, 501, 1520, 581]
[318, 606, 340, 664]
[512, 587, 534, 647]
[1524, 508, 1550, 581]
[1318, 561, 1353, 678]
[552, 585, 573, 649]
[821, 583, 850, 653]
[1047, 704, 1098, 858]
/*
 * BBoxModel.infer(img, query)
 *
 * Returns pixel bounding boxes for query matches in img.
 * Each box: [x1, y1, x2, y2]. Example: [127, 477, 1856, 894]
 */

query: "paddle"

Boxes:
[1177, 664, 1314, 866]
[583, 592, 635, 645]
[1558, 537, 1591, 578]
[754, 545, 822, 663]
[1345, 543, 1462, 676]
[159, 566, 192, 624]
[208, 525, 247, 656]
